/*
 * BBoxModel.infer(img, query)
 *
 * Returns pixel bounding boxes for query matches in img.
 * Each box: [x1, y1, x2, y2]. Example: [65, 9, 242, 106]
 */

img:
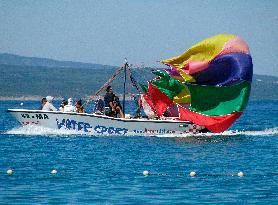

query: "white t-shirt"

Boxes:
[64, 104, 75, 112]
[42, 102, 57, 111]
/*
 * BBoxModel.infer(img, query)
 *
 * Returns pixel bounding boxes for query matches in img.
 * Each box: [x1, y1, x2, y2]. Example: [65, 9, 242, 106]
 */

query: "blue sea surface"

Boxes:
[0, 100, 277, 204]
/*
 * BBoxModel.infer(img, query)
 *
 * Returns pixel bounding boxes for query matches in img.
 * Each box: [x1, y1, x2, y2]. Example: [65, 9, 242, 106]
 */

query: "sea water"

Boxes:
[0, 100, 277, 204]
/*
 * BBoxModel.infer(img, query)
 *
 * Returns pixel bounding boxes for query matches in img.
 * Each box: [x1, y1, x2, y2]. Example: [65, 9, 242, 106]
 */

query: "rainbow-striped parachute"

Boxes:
[141, 34, 253, 132]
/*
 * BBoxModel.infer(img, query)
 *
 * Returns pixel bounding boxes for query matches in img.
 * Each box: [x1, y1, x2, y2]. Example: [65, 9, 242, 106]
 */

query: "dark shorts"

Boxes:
[104, 107, 113, 116]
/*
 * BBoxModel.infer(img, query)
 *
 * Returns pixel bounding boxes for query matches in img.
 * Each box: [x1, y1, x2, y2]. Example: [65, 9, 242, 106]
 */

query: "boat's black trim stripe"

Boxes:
[7, 109, 192, 124]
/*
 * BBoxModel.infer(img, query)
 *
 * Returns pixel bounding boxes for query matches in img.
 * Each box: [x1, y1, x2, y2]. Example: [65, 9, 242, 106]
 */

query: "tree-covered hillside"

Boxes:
[0, 53, 115, 69]
[0, 64, 154, 99]
[1, 64, 277, 100]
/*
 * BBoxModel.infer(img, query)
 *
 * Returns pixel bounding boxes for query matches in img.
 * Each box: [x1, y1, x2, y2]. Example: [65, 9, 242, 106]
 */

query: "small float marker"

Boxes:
[143, 170, 149, 176]
[189, 171, 196, 177]
[237, 171, 244, 177]
[20, 102, 23, 106]
[51, 169, 57, 175]
[7, 169, 13, 175]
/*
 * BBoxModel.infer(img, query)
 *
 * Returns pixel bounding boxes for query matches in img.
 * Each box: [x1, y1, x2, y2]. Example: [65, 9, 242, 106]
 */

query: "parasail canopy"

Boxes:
[141, 34, 253, 133]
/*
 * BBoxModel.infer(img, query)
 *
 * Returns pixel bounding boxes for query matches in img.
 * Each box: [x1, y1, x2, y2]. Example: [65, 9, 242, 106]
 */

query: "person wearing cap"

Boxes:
[42, 96, 57, 111]
[64, 98, 75, 112]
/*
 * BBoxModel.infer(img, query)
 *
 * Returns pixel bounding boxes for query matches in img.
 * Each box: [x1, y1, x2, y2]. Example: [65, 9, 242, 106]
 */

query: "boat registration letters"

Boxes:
[21, 113, 49, 120]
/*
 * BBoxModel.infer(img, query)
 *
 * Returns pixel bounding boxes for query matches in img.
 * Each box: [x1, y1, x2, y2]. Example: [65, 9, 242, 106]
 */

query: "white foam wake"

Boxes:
[5, 125, 278, 137]
[5, 125, 89, 136]
[157, 127, 278, 138]
[235, 127, 278, 136]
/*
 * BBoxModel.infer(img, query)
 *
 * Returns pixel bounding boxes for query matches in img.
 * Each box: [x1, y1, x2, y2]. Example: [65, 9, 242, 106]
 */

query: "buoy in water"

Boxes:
[51, 169, 57, 175]
[237, 171, 244, 177]
[189, 171, 196, 177]
[7, 169, 13, 175]
[143, 170, 149, 176]
[20, 102, 23, 106]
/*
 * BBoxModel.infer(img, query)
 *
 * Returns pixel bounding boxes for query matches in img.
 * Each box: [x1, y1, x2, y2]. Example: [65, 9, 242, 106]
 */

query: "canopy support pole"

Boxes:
[122, 60, 128, 116]
[84, 64, 125, 106]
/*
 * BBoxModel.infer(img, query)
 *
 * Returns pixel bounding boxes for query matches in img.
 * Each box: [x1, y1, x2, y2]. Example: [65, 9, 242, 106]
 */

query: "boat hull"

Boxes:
[7, 109, 205, 136]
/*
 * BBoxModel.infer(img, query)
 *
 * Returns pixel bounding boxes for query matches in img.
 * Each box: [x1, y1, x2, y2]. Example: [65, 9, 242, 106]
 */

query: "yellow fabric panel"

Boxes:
[173, 87, 191, 104]
[161, 34, 236, 70]
[179, 71, 196, 82]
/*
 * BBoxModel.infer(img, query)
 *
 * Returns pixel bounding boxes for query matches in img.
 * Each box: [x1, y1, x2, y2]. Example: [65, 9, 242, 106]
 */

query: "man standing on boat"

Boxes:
[104, 86, 124, 118]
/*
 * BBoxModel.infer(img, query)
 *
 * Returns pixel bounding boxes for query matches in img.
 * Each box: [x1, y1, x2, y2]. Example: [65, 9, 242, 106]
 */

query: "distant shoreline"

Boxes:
[1, 96, 277, 102]
[0, 95, 137, 101]
[0, 96, 91, 101]
[0, 96, 43, 101]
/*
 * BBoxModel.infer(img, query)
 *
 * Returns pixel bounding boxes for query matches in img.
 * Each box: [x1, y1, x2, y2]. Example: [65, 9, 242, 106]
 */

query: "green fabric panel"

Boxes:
[151, 70, 185, 99]
[186, 81, 251, 116]
[152, 70, 169, 77]
[139, 84, 148, 93]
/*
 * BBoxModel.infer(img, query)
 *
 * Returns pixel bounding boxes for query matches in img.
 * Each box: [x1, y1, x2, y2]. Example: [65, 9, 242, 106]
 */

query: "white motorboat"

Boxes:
[7, 109, 205, 136]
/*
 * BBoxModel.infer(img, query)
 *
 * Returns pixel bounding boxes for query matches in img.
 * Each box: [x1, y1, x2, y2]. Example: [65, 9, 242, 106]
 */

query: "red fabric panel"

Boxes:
[146, 84, 173, 116]
[178, 106, 242, 133]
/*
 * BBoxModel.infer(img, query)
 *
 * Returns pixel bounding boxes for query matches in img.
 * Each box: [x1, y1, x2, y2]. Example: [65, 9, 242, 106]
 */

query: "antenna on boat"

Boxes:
[122, 58, 128, 117]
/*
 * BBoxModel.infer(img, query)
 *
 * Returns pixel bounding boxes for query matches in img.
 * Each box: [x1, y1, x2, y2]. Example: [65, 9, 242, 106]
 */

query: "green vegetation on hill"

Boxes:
[0, 53, 116, 69]
[0, 64, 277, 100]
[0, 64, 154, 99]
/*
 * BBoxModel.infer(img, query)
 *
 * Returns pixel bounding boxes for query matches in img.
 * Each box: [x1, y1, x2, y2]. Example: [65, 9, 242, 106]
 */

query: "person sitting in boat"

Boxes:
[104, 86, 124, 118]
[94, 98, 105, 114]
[42, 96, 57, 111]
[39, 97, 47, 110]
[75, 99, 85, 113]
[64, 98, 75, 112]
[59, 99, 68, 112]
